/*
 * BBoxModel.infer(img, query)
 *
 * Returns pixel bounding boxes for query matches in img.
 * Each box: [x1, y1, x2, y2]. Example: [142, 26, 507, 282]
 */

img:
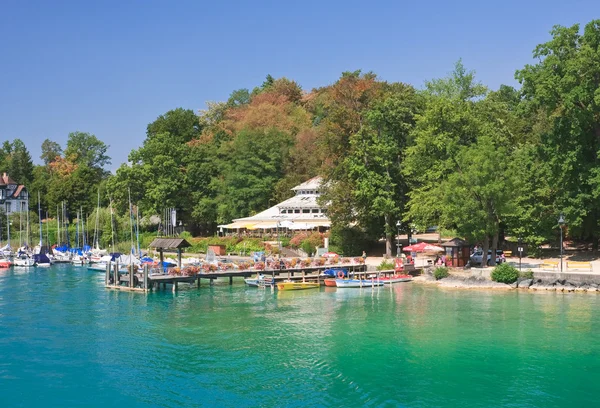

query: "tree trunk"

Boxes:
[482, 238, 490, 268]
[490, 232, 498, 267]
[385, 214, 392, 258]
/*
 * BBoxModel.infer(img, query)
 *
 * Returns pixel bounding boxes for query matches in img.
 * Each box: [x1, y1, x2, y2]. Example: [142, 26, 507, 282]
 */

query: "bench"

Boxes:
[567, 261, 593, 272]
[504, 250, 512, 257]
[540, 261, 559, 270]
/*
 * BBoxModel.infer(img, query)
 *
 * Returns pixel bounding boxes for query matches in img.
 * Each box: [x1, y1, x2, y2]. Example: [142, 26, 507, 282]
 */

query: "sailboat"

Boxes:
[14, 200, 34, 267]
[88, 189, 107, 263]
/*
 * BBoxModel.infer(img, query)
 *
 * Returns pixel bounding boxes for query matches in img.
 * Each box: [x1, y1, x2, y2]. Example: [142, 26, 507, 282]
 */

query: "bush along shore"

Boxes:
[416, 264, 600, 293]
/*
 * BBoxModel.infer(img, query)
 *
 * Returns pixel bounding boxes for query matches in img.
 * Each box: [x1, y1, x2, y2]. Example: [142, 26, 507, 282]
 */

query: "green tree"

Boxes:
[5, 139, 34, 186]
[40, 139, 63, 165]
[516, 20, 600, 246]
[405, 62, 517, 263]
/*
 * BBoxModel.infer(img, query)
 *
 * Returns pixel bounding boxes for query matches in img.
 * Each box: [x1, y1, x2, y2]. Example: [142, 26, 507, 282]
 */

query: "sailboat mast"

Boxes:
[19, 202, 22, 248]
[46, 211, 49, 248]
[136, 205, 140, 257]
[56, 205, 60, 246]
[26, 203, 30, 248]
[128, 188, 134, 262]
[109, 197, 115, 252]
[94, 189, 100, 250]
[38, 192, 42, 247]
[81, 206, 86, 249]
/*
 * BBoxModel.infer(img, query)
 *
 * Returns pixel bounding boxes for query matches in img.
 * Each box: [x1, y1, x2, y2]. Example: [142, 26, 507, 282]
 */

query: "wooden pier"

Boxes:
[104, 263, 371, 293]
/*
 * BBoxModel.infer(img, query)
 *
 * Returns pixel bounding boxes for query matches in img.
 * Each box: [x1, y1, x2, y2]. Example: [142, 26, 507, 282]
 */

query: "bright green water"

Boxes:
[1, 266, 598, 407]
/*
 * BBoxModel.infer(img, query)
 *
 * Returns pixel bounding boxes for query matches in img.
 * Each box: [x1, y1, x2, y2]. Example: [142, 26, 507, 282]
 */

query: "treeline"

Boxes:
[3, 20, 600, 256]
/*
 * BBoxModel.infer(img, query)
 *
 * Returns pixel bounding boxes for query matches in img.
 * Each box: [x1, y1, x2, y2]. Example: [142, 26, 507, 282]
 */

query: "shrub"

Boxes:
[377, 260, 395, 271]
[491, 263, 519, 284]
[434, 267, 449, 280]
[519, 270, 534, 280]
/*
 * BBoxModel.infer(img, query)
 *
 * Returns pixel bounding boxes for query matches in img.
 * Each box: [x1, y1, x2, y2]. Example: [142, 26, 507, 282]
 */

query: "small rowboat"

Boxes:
[335, 279, 384, 288]
[324, 278, 337, 287]
[379, 274, 412, 284]
[276, 281, 320, 291]
[0, 260, 11, 268]
[244, 275, 273, 287]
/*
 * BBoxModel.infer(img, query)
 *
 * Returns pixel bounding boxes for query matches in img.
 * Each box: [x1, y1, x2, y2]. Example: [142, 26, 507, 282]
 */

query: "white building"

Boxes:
[220, 177, 330, 231]
[0, 173, 29, 215]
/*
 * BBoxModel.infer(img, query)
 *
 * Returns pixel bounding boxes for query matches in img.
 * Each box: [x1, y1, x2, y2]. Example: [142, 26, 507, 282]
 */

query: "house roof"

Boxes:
[291, 176, 322, 191]
[12, 185, 25, 198]
[1, 173, 17, 185]
[441, 237, 469, 247]
[148, 238, 191, 249]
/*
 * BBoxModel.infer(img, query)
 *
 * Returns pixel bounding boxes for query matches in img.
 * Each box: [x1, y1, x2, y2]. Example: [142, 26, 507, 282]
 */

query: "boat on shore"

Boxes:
[276, 281, 320, 291]
[335, 278, 384, 288]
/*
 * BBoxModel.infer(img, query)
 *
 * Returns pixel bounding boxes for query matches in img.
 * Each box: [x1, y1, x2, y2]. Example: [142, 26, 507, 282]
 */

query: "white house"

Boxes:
[220, 176, 330, 231]
[0, 173, 29, 214]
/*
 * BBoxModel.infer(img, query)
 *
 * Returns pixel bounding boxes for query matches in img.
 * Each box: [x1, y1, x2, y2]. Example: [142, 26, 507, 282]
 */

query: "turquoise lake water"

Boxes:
[1, 265, 599, 407]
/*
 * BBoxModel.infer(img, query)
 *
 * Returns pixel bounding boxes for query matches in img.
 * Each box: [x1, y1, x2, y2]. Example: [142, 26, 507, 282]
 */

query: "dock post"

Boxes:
[177, 249, 182, 269]
[105, 262, 110, 286]
[229, 276, 233, 285]
[144, 264, 148, 291]
[197, 276, 201, 288]
[172, 282, 178, 293]
[129, 264, 134, 288]
[114, 261, 119, 287]
[159, 249, 164, 273]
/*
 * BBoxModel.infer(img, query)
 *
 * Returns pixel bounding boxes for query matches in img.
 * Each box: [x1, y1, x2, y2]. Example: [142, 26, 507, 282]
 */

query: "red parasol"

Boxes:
[403, 242, 444, 253]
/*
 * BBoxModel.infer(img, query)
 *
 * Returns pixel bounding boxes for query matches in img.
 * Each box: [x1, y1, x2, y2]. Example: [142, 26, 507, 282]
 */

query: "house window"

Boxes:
[312, 209, 319, 213]
[302, 209, 310, 213]
[321, 209, 327, 214]
[294, 209, 300, 214]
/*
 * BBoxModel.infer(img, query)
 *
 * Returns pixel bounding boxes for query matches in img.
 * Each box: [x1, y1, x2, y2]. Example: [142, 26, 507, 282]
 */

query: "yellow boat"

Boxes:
[276, 281, 320, 291]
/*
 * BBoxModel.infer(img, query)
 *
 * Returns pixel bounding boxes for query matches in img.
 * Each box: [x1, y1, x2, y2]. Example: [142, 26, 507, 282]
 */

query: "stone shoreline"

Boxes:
[413, 274, 600, 292]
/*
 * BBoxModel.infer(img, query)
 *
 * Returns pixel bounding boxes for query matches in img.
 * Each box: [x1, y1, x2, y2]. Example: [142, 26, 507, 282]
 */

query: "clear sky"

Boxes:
[1, 0, 598, 171]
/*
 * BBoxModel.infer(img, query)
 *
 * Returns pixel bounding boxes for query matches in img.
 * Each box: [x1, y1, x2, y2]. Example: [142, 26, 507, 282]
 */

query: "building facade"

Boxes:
[0, 173, 29, 214]
[220, 176, 330, 231]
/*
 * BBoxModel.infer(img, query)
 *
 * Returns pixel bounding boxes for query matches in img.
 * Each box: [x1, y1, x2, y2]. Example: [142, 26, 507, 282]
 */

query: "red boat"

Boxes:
[324, 278, 337, 287]
[0, 259, 12, 268]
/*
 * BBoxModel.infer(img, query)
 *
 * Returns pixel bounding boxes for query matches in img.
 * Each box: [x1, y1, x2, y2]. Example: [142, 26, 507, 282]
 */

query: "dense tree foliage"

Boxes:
[7, 19, 600, 254]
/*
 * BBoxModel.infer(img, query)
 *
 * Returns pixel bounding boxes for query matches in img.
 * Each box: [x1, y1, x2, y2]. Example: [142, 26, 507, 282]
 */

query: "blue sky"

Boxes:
[0, 0, 598, 171]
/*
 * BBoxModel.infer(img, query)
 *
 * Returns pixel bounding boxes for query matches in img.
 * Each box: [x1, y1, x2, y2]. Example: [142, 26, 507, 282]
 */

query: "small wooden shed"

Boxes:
[149, 238, 191, 269]
[441, 237, 470, 267]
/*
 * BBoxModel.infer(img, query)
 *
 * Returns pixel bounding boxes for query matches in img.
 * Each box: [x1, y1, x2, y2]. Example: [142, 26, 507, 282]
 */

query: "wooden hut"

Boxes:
[441, 238, 470, 267]
[148, 238, 191, 269]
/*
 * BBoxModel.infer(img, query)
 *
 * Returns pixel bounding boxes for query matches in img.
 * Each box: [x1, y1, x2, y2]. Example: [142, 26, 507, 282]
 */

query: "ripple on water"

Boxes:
[1, 267, 600, 407]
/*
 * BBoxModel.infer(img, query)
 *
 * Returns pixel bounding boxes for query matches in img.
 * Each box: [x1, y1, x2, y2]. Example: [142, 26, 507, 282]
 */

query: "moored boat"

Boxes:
[14, 254, 35, 267]
[379, 274, 412, 284]
[0, 258, 12, 268]
[276, 281, 320, 290]
[33, 253, 52, 268]
[335, 278, 384, 288]
[324, 278, 337, 287]
[244, 274, 273, 287]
